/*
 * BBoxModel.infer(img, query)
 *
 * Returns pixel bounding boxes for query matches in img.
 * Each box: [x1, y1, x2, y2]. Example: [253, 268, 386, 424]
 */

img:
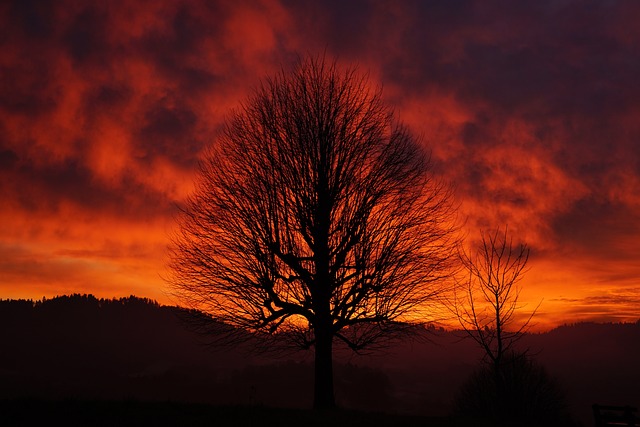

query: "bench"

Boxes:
[593, 404, 639, 427]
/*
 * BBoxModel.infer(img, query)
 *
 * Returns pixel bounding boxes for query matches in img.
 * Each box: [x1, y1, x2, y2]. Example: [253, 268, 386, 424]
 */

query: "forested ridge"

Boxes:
[1, 294, 638, 425]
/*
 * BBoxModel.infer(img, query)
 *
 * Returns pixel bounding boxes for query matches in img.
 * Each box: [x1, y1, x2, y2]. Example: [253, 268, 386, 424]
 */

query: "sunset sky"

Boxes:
[1, 0, 639, 330]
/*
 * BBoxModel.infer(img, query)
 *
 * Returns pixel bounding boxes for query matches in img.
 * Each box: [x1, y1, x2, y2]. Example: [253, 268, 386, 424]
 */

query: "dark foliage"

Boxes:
[452, 353, 573, 426]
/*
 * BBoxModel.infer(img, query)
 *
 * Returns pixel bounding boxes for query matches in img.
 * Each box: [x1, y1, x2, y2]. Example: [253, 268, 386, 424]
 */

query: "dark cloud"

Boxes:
[311, 0, 375, 55]
[84, 83, 133, 115]
[139, 7, 221, 90]
[1, 152, 173, 222]
[6, 0, 56, 41]
[141, 104, 197, 143]
[0, 0, 638, 325]
[0, 61, 58, 117]
[0, 149, 19, 169]
[137, 100, 200, 167]
[63, 6, 110, 63]
[552, 196, 640, 260]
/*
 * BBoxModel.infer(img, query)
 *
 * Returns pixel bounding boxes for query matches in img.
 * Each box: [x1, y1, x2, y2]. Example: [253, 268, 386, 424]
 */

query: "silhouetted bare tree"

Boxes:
[168, 55, 458, 410]
[453, 226, 539, 414]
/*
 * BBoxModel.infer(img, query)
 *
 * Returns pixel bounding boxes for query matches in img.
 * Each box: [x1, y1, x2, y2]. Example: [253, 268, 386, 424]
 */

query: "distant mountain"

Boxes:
[1, 294, 638, 425]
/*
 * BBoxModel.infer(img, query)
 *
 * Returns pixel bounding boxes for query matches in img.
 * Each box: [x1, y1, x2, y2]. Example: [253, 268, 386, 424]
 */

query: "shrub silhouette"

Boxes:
[453, 353, 572, 426]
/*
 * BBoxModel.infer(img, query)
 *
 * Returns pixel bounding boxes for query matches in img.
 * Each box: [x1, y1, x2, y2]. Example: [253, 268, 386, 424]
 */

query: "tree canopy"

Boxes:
[168, 55, 458, 409]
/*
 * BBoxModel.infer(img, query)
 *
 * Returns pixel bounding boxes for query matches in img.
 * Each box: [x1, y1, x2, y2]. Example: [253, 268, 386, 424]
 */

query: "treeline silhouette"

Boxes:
[1, 294, 638, 425]
[0, 294, 394, 410]
[0, 294, 233, 402]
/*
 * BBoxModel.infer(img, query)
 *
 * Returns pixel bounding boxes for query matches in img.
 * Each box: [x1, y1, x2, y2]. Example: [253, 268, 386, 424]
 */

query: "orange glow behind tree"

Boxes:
[167, 56, 458, 409]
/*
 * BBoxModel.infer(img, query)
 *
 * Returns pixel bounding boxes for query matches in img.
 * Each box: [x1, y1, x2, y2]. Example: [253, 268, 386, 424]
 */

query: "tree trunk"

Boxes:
[313, 321, 335, 410]
[313, 170, 335, 410]
[494, 356, 504, 421]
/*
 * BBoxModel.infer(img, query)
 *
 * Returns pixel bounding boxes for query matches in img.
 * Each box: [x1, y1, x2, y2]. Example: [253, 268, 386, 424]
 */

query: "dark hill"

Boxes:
[522, 321, 640, 425]
[1, 294, 638, 425]
[0, 295, 247, 403]
[0, 294, 392, 409]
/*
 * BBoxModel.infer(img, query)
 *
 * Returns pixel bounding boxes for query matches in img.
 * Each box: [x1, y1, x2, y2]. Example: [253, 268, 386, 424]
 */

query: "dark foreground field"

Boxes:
[0, 399, 478, 427]
[2, 296, 637, 426]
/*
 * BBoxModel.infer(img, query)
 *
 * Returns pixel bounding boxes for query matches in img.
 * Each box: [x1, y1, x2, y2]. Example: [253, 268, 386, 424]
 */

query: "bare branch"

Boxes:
[166, 54, 459, 409]
[451, 226, 537, 367]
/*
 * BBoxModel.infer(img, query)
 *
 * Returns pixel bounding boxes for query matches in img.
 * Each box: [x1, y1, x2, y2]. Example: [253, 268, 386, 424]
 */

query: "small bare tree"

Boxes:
[167, 55, 458, 410]
[454, 227, 538, 395]
[450, 227, 567, 424]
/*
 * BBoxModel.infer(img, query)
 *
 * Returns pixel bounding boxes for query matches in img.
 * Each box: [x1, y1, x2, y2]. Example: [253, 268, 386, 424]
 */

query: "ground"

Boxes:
[0, 399, 498, 427]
